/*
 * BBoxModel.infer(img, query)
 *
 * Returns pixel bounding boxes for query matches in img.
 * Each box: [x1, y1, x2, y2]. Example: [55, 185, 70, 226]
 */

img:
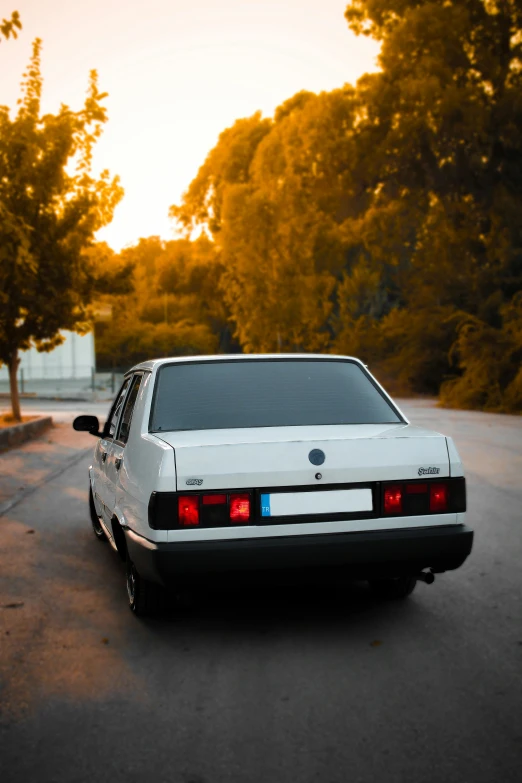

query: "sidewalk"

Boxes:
[0, 421, 94, 517]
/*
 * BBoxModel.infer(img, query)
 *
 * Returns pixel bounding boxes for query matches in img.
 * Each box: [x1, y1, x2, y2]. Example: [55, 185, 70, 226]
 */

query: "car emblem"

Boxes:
[309, 449, 325, 466]
[418, 467, 440, 476]
[186, 478, 203, 486]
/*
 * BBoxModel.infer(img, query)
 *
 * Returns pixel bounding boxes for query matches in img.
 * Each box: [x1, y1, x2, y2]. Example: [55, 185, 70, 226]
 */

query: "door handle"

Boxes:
[101, 451, 107, 463]
[115, 457, 122, 471]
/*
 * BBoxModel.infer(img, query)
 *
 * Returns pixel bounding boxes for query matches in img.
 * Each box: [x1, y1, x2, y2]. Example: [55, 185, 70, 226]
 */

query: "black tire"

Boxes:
[89, 486, 106, 541]
[126, 558, 166, 617]
[368, 576, 417, 600]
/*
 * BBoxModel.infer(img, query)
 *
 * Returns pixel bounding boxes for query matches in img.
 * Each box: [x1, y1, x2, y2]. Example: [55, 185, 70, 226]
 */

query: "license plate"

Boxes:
[260, 488, 373, 517]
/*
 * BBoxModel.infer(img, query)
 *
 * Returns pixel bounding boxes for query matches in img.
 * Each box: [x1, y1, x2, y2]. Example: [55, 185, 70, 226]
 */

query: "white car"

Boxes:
[73, 355, 473, 616]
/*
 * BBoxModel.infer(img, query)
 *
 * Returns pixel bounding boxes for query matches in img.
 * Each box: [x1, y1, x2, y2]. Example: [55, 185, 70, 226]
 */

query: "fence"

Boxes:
[0, 369, 125, 400]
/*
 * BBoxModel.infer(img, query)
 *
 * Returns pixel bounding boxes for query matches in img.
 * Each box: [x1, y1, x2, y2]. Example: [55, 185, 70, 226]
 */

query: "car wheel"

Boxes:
[368, 576, 417, 600]
[126, 558, 166, 617]
[89, 486, 106, 541]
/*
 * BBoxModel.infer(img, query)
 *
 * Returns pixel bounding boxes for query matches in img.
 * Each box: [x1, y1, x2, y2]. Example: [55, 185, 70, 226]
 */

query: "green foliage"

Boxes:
[0, 10, 21, 42]
[170, 88, 359, 353]
[440, 294, 522, 411]
[0, 39, 125, 418]
[96, 235, 236, 370]
[163, 0, 522, 412]
[96, 319, 218, 370]
[342, 0, 522, 410]
[170, 113, 272, 236]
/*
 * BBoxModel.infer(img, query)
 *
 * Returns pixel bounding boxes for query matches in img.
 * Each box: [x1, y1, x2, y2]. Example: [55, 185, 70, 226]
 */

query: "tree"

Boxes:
[166, 1, 522, 409]
[170, 112, 272, 236]
[1, 10, 21, 42]
[342, 0, 522, 407]
[172, 89, 360, 353]
[94, 234, 236, 370]
[0, 39, 124, 420]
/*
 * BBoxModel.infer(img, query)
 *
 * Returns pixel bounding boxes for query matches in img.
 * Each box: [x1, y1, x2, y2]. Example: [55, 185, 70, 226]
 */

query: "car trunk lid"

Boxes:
[154, 423, 449, 491]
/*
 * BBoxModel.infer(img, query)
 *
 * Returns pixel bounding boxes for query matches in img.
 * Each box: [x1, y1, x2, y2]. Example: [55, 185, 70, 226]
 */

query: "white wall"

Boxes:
[0, 331, 95, 381]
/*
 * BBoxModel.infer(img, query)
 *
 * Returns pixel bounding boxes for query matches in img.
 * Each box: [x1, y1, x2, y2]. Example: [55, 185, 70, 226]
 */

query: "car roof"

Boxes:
[126, 354, 364, 376]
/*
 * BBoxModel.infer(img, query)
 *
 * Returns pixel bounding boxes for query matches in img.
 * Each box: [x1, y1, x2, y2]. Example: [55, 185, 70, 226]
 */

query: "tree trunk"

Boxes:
[8, 351, 21, 422]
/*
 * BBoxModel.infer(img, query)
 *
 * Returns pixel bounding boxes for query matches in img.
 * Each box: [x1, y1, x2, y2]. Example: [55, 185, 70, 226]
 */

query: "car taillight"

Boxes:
[230, 493, 251, 522]
[406, 483, 428, 494]
[384, 486, 403, 514]
[178, 495, 200, 526]
[202, 494, 227, 505]
[430, 483, 448, 512]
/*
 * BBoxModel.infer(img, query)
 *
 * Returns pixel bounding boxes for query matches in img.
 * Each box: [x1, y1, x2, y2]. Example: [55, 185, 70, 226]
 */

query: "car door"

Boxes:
[95, 377, 132, 525]
[105, 373, 144, 523]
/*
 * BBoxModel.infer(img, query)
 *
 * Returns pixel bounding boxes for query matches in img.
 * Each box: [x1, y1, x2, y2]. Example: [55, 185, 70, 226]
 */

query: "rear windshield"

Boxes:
[150, 359, 402, 432]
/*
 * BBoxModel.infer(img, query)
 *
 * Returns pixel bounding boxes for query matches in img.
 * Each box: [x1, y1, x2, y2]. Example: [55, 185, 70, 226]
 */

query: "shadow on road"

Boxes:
[139, 578, 425, 641]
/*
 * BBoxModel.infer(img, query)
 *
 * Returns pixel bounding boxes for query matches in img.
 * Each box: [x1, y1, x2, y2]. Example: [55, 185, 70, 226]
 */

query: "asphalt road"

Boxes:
[1, 400, 521, 783]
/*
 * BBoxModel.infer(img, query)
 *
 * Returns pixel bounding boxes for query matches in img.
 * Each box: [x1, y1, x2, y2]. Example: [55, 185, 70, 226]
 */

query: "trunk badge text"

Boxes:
[186, 478, 203, 486]
[418, 467, 440, 476]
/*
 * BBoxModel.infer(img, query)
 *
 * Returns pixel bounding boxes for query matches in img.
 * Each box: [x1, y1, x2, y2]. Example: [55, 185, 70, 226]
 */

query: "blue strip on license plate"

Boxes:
[261, 494, 271, 517]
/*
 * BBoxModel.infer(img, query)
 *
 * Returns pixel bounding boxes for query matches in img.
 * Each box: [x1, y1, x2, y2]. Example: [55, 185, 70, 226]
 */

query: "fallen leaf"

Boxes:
[101, 638, 109, 645]
[26, 529, 35, 535]
[2, 602, 24, 610]
[370, 640, 382, 647]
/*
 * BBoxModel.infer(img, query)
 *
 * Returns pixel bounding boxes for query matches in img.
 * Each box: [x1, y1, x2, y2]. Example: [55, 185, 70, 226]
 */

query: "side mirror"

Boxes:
[73, 415, 101, 437]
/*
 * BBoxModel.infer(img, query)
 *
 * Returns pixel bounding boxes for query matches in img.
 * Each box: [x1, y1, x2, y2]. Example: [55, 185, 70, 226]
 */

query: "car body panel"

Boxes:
[163, 513, 460, 543]
[446, 436, 464, 477]
[82, 354, 472, 584]
[110, 373, 171, 543]
[154, 424, 450, 493]
[91, 437, 112, 517]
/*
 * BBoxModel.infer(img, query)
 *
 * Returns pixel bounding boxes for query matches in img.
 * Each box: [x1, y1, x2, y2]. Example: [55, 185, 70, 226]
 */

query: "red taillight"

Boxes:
[178, 496, 199, 526]
[430, 483, 448, 512]
[202, 494, 227, 505]
[384, 486, 403, 514]
[406, 483, 428, 494]
[229, 493, 251, 522]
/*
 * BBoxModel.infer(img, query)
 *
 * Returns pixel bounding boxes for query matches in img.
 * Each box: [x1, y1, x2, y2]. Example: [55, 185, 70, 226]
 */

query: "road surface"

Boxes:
[0, 400, 521, 783]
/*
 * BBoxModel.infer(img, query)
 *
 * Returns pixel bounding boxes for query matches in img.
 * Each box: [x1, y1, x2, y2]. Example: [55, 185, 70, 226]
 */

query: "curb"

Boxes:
[0, 416, 53, 450]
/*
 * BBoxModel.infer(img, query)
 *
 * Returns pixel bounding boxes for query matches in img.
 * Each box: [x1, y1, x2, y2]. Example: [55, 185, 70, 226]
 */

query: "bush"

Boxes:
[440, 312, 522, 413]
[96, 319, 218, 371]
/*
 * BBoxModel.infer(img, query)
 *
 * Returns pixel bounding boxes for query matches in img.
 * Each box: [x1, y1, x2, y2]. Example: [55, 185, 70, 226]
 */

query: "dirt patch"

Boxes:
[0, 415, 37, 429]
[0, 423, 93, 507]
[0, 515, 148, 721]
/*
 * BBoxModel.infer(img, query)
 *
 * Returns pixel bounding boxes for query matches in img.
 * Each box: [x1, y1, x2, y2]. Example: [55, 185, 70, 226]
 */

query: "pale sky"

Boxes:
[1, 0, 379, 250]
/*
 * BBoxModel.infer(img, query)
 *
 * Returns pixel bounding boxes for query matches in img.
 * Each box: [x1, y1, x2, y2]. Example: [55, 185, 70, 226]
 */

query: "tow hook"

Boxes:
[417, 570, 435, 585]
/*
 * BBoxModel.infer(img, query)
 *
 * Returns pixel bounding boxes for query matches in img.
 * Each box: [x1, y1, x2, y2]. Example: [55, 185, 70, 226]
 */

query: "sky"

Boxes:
[1, 0, 380, 251]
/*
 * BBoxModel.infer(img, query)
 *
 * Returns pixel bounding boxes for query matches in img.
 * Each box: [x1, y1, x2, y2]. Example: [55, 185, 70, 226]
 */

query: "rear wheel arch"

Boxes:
[89, 485, 106, 541]
[111, 516, 127, 561]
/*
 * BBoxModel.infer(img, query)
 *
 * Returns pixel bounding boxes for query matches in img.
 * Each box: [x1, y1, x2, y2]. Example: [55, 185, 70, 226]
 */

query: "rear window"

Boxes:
[150, 359, 402, 432]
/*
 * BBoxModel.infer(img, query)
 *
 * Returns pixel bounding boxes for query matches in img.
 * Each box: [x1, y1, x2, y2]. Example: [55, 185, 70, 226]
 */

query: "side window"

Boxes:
[106, 378, 131, 438]
[116, 375, 143, 445]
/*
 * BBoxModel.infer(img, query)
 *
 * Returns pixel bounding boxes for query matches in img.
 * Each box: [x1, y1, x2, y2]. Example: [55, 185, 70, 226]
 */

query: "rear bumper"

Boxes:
[125, 524, 474, 586]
